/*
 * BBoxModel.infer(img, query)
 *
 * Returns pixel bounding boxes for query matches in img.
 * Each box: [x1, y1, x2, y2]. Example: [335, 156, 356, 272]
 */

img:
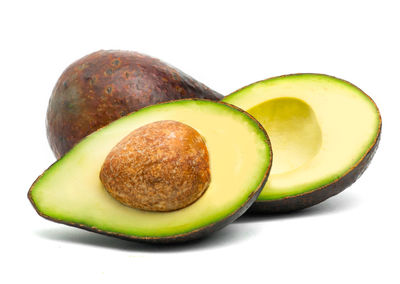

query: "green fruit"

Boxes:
[223, 74, 381, 213]
[46, 50, 223, 159]
[29, 100, 272, 243]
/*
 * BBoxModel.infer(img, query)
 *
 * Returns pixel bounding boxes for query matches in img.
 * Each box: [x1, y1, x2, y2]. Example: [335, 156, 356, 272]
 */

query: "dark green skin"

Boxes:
[247, 107, 381, 214]
[47, 50, 223, 159]
[32, 100, 272, 244]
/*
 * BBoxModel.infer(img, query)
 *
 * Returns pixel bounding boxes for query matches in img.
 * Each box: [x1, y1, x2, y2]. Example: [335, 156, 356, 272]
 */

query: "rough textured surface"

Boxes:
[100, 120, 211, 212]
[47, 50, 223, 159]
[248, 130, 381, 214]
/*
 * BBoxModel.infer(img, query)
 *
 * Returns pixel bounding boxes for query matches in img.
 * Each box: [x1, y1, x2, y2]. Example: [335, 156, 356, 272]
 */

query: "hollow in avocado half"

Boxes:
[223, 74, 381, 213]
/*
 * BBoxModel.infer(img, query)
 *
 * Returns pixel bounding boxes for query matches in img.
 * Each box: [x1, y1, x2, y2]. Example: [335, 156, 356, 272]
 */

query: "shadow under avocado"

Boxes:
[35, 221, 258, 253]
[35, 194, 357, 251]
[235, 193, 358, 223]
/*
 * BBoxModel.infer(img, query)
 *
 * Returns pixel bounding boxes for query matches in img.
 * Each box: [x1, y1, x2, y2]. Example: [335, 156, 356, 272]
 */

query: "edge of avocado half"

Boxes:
[223, 73, 381, 213]
[28, 99, 272, 243]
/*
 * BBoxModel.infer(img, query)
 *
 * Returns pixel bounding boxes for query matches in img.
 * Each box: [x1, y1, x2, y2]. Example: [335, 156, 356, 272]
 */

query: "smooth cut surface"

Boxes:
[223, 74, 381, 200]
[30, 100, 271, 238]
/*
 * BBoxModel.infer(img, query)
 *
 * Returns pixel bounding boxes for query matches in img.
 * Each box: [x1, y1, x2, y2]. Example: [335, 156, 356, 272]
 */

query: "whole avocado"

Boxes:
[46, 50, 223, 159]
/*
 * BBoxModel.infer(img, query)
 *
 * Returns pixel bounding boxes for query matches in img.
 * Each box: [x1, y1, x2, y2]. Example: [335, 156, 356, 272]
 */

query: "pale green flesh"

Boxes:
[31, 100, 270, 237]
[223, 74, 380, 200]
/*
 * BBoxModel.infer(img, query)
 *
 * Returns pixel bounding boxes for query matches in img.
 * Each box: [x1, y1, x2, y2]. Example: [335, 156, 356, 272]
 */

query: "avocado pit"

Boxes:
[100, 120, 211, 212]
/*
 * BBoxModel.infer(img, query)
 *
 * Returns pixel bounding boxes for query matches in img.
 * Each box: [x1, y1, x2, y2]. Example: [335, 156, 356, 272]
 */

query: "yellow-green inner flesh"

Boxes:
[31, 100, 270, 237]
[223, 74, 380, 200]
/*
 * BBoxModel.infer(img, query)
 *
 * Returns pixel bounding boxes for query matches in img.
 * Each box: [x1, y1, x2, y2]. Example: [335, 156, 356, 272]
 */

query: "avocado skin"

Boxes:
[248, 128, 381, 214]
[47, 50, 223, 159]
[31, 100, 272, 243]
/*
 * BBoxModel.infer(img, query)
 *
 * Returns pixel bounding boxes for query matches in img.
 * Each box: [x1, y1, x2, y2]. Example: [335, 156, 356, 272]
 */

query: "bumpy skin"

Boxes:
[100, 121, 211, 212]
[248, 129, 381, 214]
[47, 50, 223, 159]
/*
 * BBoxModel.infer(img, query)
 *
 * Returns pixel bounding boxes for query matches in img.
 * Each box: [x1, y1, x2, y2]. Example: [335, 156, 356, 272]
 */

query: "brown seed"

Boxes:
[100, 120, 211, 212]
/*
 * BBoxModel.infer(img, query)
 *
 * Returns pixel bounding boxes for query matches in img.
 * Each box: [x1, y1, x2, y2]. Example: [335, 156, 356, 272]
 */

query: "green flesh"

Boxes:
[30, 100, 271, 238]
[223, 74, 380, 200]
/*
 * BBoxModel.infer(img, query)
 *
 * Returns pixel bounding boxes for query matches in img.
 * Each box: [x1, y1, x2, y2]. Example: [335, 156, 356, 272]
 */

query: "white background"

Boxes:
[1, 0, 399, 283]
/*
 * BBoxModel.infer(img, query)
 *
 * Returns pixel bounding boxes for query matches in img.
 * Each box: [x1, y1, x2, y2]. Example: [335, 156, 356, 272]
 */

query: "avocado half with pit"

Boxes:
[29, 100, 272, 243]
[223, 74, 381, 213]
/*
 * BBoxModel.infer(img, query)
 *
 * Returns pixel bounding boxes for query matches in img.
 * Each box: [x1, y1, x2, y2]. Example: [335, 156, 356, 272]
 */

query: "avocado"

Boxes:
[29, 100, 272, 243]
[47, 50, 223, 159]
[223, 74, 381, 213]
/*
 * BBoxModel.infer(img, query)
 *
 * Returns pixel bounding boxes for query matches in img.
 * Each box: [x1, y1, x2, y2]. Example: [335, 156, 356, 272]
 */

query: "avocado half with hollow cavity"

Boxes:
[223, 74, 381, 213]
[47, 50, 223, 159]
[29, 100, 272, 243]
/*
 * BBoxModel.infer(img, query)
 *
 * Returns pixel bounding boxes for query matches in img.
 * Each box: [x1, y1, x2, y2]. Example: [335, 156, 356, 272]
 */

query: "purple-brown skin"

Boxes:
[47, 50, 223, 159]
[248, 115, 381, 214]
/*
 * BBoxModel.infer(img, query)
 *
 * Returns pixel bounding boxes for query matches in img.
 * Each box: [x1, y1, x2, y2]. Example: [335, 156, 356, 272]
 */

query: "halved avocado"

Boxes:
[223, 74, 381, 213]
[29, 100, 272, 243]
